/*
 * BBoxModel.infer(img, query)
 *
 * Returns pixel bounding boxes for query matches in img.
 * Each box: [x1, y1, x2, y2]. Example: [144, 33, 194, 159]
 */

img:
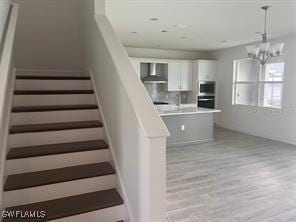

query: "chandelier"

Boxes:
[246, 6, 284, 65]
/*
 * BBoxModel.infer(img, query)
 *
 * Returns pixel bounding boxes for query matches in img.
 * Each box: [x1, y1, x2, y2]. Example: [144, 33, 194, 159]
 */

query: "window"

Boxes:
[233, 59, 284, 108]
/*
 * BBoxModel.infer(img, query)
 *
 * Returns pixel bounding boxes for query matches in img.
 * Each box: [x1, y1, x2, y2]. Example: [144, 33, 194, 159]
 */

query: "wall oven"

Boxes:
[198, 95, 215, 109]
[198, 81, 215, 96]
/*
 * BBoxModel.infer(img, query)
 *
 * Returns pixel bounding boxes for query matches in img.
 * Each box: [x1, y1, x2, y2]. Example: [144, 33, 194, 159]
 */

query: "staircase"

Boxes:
[2, 71, 125, 222]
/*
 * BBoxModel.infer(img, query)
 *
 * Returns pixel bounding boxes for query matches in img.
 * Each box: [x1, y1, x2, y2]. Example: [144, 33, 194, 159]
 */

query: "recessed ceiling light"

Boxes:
[161, 30, 168, 33]
[180, 36, 187, 40]
[173, 24, 188, 29]
[150, 17, 159, 21]
[130, 31, 138, 34]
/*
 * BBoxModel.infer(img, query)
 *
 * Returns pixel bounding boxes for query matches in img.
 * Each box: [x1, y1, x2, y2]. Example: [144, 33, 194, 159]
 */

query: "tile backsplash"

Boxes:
[144, 83, 189, 104]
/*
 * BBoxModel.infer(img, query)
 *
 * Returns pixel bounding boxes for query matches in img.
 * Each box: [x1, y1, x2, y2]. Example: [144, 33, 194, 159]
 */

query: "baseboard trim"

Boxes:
[167, 138, 214, 147]
[215, 122, 296, 146]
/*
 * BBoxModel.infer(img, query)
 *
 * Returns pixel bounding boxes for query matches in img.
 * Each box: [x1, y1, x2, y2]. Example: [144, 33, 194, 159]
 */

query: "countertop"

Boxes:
[156, 104, 221, 116]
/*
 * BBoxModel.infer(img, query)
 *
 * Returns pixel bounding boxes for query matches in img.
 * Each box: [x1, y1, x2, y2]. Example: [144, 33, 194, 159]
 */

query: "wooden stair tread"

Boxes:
[16, 75, 91, 80]
[10, 120, 103, 134]
[4, 162, 115, 191]
[12, 104, 98, 112]
[4, 189, 123, 221]
[14, 90, 94, 95]
[7, 140, 108, 160]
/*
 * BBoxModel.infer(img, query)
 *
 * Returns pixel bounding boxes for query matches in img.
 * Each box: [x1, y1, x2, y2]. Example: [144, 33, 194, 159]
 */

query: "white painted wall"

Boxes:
[11, 0, 83, 70]
[126, 46, 211, 60]
[80, 1, 169, 221]
[95, 0, 105, 15]
[0, 0, 10, 46]
[212, 34, 296, 145]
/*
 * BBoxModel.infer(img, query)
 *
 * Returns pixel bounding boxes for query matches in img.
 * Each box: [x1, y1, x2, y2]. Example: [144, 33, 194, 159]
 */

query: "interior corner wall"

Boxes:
[211, 34, 296, 145]
[12, 0, 83, 71]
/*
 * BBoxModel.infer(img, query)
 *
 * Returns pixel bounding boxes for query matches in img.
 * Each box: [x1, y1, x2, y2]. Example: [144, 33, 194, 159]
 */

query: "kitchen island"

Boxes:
[157, 105, 221, 147]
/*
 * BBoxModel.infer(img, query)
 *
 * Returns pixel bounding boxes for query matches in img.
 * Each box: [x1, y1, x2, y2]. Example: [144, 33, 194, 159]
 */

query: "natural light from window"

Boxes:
[233, 59, 284, 109]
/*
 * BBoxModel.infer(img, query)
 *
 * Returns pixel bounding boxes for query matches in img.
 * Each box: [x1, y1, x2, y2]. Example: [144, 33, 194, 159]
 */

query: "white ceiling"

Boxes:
[106, 0, 296, 51]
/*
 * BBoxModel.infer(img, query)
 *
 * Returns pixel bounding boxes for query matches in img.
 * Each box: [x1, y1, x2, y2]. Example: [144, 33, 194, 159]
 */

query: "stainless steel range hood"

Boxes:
[142, 63, 167, 84]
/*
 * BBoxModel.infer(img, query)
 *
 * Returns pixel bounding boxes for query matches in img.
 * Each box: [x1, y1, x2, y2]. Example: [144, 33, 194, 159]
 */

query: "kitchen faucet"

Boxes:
[175, 94, 181, 109]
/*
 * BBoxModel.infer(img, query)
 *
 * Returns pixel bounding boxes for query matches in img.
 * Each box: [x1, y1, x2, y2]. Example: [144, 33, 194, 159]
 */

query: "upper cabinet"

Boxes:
[195, 60, 217, 81]
[180, 61, 193, 91]
[166, 61, 193, 91]
[167, 62, 181, 91]
[129, 57, 194, 91]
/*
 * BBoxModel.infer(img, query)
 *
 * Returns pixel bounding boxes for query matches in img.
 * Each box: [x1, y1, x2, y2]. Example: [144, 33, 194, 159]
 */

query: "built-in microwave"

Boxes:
[198, 81, 215, 96]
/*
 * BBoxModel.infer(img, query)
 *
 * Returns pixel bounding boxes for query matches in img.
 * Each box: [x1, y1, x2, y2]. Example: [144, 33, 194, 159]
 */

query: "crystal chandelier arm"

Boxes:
[245, 6, 284, 66]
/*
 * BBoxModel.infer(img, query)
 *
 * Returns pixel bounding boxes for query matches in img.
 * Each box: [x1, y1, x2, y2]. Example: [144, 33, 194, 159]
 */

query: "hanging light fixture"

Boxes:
[246, 6, 284, 65]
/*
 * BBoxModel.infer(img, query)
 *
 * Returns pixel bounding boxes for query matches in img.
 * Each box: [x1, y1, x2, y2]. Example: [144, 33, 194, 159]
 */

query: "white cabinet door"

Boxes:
[130, 59, 140, 78]
[180, 61, 193, 91]
[197, 60, 217, 81]
[167, 62, 181, 91]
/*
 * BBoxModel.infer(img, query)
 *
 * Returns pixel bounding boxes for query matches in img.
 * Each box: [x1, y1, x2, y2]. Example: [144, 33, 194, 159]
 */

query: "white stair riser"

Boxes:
[4, 175, 116, 207]
[13, 95, 96, 106]
[9, 128, 104, 147]
[12, 110, 100, 125]
[15, 80, 93, 90]
[5, 149, 109, 175]
[49, 205, 125, 222]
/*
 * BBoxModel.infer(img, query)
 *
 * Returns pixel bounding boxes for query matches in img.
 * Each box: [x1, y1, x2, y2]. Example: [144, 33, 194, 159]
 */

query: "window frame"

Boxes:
[232, 58, 284, 109]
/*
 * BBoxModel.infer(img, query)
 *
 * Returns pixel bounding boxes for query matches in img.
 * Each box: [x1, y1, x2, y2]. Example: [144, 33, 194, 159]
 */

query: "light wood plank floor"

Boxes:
[166, 127, 296, 222]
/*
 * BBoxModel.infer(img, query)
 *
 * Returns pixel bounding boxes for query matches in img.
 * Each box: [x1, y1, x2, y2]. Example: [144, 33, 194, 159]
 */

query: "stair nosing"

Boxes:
[11, 104, 98, 113]
[9, 120, 103, 134]
[4, 162, 115, 191]
[7, 140, 108, 160]
[4, 189, 123, 221]
[16, 75, 91, 80]
[14, 90, 94, 95]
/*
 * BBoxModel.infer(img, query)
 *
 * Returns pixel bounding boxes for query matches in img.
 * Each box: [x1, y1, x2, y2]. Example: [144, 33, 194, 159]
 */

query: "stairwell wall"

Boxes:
[80, 1, 169, 221]
[11, 0, 83, 70]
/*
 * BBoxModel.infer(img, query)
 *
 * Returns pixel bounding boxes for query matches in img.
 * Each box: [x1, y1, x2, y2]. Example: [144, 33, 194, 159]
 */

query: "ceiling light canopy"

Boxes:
[246, 6, 284, 65]
[149, 17, 159, 21]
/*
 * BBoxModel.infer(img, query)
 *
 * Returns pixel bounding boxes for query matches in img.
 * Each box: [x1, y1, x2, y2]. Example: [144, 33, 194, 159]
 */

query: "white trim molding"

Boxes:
[0, 3, 19, 209]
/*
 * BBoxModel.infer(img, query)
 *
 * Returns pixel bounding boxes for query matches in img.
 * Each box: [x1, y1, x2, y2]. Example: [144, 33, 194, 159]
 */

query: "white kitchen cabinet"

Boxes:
[166, 61, 193, 91]
[180, 61, 193, 91]
[167, 62, 181, 91]
[195, 60, 217, 81]
[130, 59, 140, 78]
